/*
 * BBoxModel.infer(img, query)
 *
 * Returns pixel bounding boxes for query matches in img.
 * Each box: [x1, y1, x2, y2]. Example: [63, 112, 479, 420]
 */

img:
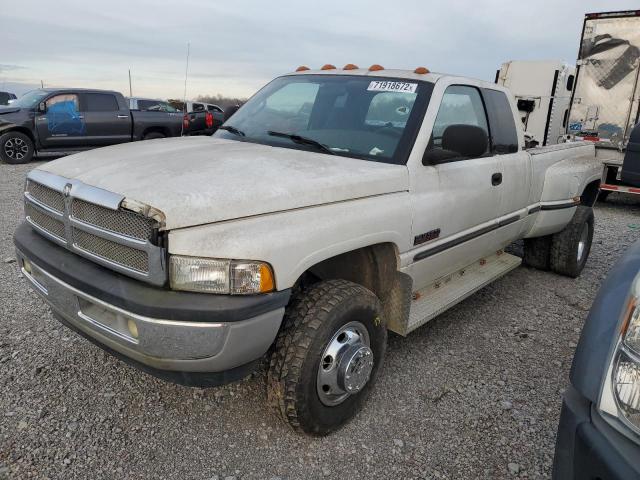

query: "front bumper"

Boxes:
[14, 222, 290, 386]
[553, 385, 640, 479]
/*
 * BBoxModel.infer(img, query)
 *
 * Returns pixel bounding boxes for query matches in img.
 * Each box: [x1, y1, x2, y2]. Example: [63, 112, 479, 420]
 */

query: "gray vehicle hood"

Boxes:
[37, 137, 409, 230]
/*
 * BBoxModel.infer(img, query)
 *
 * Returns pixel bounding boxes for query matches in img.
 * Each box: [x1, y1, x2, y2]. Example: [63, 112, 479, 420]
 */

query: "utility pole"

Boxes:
[128, 69, 133, 97]
[181, 42, 191, 136]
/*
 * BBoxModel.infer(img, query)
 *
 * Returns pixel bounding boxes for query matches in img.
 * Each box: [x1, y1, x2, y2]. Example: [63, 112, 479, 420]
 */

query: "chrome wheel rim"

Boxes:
[316, 321, 373, 407]
[4, 137, 29, 160]
[577, 223, 589, 262]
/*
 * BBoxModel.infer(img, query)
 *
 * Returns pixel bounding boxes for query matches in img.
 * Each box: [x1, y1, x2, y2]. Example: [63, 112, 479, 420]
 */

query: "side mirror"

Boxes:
[223, 104, 240, 123]
[423, 124, 488, 165]
[38, 102, 46, 113]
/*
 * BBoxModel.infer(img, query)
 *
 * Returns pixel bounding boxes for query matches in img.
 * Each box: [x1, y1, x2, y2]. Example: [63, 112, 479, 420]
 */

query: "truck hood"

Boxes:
[37, 136, 409, 230]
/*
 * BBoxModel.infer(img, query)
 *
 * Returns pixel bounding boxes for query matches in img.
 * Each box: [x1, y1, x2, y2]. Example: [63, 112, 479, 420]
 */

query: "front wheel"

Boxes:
[0, 131, 35, 164]
[267, 279, 387, 436]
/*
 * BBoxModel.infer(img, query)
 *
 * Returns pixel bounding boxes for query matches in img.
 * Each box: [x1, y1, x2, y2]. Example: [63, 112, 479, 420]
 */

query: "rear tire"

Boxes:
[143, 131, 165, 140]
[0, 131, 34, 164]
[549, 206, 594, 278]
[523, 235, 552, 270]
[267, 279, 386, 436]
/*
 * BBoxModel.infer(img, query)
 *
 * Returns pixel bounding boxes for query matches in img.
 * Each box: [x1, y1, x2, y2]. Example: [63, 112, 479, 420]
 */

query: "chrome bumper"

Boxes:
[16, 249, 284, 373]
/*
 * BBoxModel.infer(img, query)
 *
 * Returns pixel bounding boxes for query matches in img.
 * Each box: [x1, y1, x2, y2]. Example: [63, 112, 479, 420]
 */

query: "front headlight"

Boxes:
[169, 256, 275, 294]
[599, 277, 640, 437]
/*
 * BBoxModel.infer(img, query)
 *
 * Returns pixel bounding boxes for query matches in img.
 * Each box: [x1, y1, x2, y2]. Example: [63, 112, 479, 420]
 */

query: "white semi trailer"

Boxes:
[495, 60, 575, 147]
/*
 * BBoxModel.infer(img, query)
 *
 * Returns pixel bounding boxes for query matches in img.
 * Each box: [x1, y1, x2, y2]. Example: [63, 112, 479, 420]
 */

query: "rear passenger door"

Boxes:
[81, 93, 131, 146]
[482, 88, 531, 247]
[409, 85, 504, 289]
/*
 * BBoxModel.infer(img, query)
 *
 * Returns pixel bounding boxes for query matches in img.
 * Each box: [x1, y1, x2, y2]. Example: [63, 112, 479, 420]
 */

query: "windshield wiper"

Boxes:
[268, 131, 336, 155]
[218, 125, 245, 137]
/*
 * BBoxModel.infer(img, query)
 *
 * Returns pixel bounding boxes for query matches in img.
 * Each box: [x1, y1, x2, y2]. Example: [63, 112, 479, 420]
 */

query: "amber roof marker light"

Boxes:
[343, 64, 359, 70]
[414, 67, 430, 74]
[368, 64, 385, 71]
[321, 64, 337, 70]
[295, 66, 310, 72]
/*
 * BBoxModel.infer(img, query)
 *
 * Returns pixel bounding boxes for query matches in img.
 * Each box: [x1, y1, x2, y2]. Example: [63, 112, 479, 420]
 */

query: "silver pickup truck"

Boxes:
[14, 65, 602, 435]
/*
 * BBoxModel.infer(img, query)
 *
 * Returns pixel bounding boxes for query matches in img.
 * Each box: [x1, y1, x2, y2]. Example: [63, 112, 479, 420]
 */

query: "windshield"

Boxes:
[214, 75, 433, 164]
[11, 90, 48, 109]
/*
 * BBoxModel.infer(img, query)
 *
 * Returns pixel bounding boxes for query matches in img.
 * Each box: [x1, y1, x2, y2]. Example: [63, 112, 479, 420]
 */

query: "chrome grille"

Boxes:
[73, 228, 149, 273]
[25, 203, 66, 240]
[23, 173, 166, 286]
[72, 199, 154, 240]
[26, 180, 64, 212]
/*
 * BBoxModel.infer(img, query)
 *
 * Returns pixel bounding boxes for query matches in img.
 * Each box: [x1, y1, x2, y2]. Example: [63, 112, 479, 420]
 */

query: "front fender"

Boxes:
[167, 193, 412, 290]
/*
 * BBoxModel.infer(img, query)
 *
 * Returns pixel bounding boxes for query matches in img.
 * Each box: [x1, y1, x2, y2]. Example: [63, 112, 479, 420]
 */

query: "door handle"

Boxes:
[117, 115, 129, 119]
[491, 172, 503, 186]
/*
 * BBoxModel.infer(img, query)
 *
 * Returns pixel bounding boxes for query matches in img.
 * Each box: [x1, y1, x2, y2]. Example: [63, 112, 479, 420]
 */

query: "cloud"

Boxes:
[0, 64, 26, 73]
[1, 0, 639, 99]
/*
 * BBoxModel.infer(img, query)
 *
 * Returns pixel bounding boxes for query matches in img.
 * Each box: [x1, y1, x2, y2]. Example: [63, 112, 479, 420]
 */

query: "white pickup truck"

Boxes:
[14, 65, 602, 435]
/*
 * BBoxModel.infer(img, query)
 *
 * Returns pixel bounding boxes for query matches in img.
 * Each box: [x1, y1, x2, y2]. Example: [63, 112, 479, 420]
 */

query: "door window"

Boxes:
[45, 94, 84, 135]
[427, 85, 489, 162]
[482, 89, 519, 154]
[84, 93, 119, 112]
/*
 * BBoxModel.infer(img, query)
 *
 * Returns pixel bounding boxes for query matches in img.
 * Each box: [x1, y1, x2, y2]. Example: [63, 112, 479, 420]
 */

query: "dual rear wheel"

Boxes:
[523, 205, 594, 278]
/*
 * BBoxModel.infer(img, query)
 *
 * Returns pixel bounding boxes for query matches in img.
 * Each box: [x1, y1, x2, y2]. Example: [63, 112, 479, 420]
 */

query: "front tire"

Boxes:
[549, 206, 594, 278]
[267, 279, 387, 436]
[0, 131, 34, 164]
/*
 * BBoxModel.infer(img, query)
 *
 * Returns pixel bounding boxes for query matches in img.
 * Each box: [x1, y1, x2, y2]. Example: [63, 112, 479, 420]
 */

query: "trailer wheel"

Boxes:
[0, 131, 34, 164]
[549, 206, 594, 278]
[267, 279, 386, 436]
[523, 235, 552, 270]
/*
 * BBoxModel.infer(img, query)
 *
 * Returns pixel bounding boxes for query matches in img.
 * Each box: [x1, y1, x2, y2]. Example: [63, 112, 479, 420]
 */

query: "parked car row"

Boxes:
[0, 89, 227, 164]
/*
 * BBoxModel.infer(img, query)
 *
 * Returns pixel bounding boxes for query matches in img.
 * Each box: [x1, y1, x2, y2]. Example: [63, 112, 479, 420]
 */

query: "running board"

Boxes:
[393, 252, 522, 336]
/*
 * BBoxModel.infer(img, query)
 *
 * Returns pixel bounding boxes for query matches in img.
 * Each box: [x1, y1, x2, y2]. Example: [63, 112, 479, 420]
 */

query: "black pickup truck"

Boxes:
[0, 88, 183, 164]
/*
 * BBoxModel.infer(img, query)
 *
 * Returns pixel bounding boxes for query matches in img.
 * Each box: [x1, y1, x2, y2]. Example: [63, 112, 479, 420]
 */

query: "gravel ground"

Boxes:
[1, 161, 639, 480]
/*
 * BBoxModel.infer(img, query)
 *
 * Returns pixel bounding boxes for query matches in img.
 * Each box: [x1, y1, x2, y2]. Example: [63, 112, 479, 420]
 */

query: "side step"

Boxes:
[395, 251, 522, 335]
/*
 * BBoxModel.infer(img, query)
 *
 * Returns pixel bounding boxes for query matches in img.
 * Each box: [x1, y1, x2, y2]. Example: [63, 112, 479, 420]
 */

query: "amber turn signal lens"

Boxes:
[343, 63, 359, 70]
[321, 64, 336, 70]
[414, 67, 430, 74]
[259, 264, 275, 292]
[296, 65, 310, 72]
[368, 64, 384, 71]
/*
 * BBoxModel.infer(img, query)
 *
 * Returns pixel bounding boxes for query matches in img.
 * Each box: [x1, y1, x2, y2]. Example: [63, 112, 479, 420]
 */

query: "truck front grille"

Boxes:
[73, 228, 149, 273]
[25, 203, 66, 240]
[26, 180, 65, 212]
[23, 173, 166, 286]
[71, 199, 154, 241]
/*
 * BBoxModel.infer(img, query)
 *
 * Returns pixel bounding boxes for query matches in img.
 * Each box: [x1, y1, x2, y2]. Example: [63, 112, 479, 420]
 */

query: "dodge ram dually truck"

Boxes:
[0, 88, 183, 164]
[13, 65, 603, 435]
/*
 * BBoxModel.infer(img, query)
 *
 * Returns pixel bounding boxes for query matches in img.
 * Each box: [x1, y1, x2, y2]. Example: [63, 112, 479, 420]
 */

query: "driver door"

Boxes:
[408, 85, 504, 290]
[35, 93, 87, 149]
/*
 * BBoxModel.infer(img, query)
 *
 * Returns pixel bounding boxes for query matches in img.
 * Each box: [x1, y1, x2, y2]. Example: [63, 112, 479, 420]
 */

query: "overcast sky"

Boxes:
[0, 0, 635, 100]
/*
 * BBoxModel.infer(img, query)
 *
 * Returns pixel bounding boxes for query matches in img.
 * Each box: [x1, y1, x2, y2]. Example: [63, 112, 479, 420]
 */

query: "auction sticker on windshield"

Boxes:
[367, 81, 417, 93]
